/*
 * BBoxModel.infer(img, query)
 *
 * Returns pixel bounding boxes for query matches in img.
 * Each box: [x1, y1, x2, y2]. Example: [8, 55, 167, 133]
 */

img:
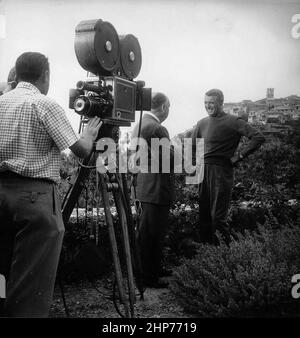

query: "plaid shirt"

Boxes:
[0, 82, 79, 183]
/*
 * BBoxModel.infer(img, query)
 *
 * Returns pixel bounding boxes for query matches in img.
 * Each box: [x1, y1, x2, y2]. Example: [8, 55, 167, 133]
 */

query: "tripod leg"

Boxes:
[113, 179, 136, 317]
[62, 151, 95, 226]
[98, 174, 130, 318]
[121, 174, 144, 299]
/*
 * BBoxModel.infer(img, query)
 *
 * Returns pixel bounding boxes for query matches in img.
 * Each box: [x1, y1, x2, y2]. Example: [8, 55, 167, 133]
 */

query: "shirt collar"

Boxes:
[16, 82, 41, 94]
[144, 112, 161, 123]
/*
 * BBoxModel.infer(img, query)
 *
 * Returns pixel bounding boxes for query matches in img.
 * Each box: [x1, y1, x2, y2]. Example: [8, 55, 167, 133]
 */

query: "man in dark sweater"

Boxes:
[191, 89, 265, 245]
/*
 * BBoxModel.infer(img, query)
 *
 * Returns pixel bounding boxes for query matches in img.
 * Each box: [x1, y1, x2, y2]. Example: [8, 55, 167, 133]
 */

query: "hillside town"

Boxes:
[223, 88, 300, 136]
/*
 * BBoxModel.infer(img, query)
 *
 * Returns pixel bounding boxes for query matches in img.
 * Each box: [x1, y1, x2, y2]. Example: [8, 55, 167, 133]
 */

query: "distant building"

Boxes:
[248, 110, 266, 123]
[224, 89, 300, 133]
[223, 103, 248, 119]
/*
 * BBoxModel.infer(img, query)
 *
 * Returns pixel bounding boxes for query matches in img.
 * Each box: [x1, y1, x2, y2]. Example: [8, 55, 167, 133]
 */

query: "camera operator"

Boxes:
[0, 52, 102, 317]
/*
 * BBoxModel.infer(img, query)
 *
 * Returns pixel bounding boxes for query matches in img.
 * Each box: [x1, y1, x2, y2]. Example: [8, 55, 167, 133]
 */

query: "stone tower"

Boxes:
[266, 88, 274, 99]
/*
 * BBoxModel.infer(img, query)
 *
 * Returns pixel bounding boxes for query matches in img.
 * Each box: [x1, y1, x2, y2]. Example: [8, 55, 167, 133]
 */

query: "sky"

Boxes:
[0, 0, 299, 137]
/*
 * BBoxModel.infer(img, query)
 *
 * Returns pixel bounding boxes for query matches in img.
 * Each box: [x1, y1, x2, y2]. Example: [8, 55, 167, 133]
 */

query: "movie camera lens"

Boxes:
[73, 95, 112, 118]
[73, 97, 86, 113]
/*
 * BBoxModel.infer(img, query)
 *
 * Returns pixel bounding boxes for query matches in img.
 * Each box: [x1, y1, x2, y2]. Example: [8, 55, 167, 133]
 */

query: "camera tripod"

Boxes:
[61, 121, 143, 318]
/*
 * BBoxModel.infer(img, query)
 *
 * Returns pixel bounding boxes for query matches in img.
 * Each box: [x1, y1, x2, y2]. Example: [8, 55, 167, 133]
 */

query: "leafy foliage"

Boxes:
[58, 215, 112, 282]
[170, 221, 300, 317]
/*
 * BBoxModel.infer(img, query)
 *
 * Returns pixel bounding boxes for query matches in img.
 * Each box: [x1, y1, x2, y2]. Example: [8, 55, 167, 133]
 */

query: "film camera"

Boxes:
[63, 21, 149, 312]
[69, 19, 152, 131]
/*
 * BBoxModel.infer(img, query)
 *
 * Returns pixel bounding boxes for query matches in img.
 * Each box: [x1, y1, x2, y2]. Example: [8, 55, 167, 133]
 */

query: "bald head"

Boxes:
[152, 92, 168, 110]
[151, 92, 170, 123]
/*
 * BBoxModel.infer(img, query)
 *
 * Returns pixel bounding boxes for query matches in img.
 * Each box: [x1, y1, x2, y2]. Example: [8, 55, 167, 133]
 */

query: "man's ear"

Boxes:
[43, 69, 49, 82]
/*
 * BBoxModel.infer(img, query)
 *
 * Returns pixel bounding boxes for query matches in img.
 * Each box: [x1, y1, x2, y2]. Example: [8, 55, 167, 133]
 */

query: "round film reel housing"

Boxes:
[119, 34, 142, 79]
[74, 19, 119, 75]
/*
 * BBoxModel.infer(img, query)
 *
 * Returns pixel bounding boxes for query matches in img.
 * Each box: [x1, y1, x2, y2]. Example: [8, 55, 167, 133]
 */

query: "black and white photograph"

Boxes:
[0, 0, 299, 330]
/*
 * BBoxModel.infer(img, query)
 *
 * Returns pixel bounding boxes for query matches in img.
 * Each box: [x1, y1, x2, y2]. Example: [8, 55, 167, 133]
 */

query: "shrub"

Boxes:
[58, 214, 114, 282]
[170, 222, 300, 317]
[58, 211, 139, 283]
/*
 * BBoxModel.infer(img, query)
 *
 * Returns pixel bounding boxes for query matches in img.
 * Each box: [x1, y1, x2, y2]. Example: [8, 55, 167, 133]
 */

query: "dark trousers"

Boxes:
[0, 176, 65, 317]
[198, 164, 233, 245]
[137, 203, 170, 282]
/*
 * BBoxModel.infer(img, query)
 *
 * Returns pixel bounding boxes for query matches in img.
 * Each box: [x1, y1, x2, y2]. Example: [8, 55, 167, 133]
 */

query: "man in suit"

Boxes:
[130, 92, 174, 288]
[191, 88, 265, 245]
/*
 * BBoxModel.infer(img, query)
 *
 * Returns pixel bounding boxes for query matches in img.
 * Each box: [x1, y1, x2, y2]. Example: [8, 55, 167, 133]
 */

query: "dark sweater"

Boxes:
[191, 113, 265, 167]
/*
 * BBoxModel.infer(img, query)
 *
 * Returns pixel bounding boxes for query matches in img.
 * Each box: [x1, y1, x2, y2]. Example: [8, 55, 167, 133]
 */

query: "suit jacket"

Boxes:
[131, 114, 175, 205]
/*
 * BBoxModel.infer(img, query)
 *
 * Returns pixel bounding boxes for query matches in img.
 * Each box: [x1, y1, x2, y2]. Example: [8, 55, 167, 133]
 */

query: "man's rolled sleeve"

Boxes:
[40, 98, 79, 151]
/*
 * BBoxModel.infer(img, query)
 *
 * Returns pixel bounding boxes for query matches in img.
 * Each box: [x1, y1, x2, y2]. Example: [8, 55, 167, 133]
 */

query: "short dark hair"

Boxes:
[15, 52, 49, 82]
[7, 67, 16, 83]
[151, 92, 168, 110]
[205, 89, 224, 105]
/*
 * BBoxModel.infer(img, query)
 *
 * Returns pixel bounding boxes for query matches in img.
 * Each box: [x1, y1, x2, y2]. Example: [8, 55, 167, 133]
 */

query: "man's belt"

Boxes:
[0, 171, 54, 184]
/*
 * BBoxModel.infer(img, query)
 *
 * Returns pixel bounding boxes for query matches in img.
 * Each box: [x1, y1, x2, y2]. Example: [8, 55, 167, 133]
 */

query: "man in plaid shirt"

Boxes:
[0, 52, 102, 317]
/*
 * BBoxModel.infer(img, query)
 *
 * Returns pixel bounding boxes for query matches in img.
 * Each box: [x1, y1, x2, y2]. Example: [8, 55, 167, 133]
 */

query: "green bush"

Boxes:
[170, 221, 300, 317]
